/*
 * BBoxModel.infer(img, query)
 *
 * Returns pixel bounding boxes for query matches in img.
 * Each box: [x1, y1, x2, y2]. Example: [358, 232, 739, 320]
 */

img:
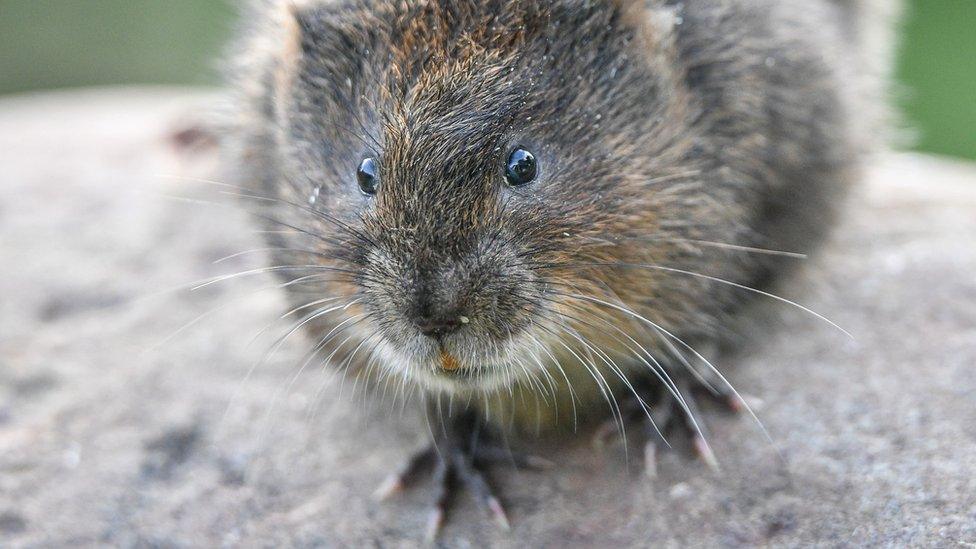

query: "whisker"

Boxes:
[537, 300, 684, 445]
[551, 319, 655, 440]
[211, 246, 356, 265]
[157, 175, 376, 250]
[549, 290, 769, 458]
[576, 235, 808, 259]
[533, 323, 626, 446]
[304, 320, 373, 424]
[545, 262, 852, 339]
[192, 265, 358, 291]
[220, 300, 358, 440]
[217, 188, 379, 249]
[157, 192, 360, 252]
[525, 332, 579, 431]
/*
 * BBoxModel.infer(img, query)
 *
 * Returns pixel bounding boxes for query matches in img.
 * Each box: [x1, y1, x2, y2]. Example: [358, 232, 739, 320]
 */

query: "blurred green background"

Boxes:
[0, 0, 973, 160]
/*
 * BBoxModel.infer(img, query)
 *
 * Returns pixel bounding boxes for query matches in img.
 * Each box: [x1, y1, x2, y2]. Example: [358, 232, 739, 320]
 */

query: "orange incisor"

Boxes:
[439, 350, 460, 371]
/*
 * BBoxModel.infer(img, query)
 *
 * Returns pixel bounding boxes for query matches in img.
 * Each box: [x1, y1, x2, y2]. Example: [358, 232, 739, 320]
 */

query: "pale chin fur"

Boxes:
[372, 335, 535, 395]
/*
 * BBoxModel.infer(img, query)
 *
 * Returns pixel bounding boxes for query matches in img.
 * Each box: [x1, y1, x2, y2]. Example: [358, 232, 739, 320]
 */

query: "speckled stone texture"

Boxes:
[1, 89, 974, 548]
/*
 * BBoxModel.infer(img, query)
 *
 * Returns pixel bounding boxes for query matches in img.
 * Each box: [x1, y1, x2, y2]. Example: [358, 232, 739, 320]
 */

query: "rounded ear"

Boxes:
[271, 1, 311, 118]
[614, 0, 682, 50]
[603, 0, 684, 88]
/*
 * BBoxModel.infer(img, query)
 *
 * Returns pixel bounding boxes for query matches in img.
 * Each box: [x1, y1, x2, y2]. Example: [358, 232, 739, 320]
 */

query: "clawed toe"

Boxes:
[451, 452, 510, 531]
[593, 377, 737, 474]
[373, 446, 437, 500]
[378, 439, 528, 540]
[425, 458, 454, 541]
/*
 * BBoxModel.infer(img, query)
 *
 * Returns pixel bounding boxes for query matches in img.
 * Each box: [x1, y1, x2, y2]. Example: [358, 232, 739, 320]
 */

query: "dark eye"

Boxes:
[504, 148, 538, 186]
[357, 157, 379, 195]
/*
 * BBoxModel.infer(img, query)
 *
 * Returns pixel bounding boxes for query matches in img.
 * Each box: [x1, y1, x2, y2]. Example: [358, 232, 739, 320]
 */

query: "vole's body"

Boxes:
[225, 0, 896, 530]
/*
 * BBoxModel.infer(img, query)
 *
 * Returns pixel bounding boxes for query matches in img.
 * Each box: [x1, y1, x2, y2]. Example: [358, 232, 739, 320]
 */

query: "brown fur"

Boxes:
[223, 0, 898, 432]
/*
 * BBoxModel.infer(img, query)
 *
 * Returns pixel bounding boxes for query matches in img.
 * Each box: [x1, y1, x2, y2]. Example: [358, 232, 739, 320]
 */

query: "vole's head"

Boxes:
[256, 0, 696, 394]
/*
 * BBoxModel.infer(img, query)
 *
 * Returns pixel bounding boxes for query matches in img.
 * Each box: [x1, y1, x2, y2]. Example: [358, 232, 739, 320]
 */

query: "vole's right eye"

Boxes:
[357, 157, 379, 195]
[505, 148, 538, 187]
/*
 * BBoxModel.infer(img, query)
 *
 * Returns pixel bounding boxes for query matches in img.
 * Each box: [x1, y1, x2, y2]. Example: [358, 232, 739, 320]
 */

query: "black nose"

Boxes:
[408, 265, 467, 339]
[411, 293, 465, 338]
[414, 314, 462, 338]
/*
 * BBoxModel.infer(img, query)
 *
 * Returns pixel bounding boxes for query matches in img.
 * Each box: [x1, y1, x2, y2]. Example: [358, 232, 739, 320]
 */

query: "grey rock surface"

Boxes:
[1, 89, 974, 547]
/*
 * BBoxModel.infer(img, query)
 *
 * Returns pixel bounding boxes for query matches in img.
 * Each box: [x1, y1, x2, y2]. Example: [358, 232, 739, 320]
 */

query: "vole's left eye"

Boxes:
[357, 157, 379, 195]
[505, 148, 538, 186]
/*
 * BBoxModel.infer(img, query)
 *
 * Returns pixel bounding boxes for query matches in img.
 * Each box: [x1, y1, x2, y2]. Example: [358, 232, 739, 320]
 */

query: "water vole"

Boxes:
[224, 0, 897, 535]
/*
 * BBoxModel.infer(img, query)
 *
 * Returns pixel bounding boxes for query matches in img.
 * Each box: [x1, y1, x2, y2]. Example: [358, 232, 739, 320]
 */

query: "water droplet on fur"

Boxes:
[308, 186, 321, 205]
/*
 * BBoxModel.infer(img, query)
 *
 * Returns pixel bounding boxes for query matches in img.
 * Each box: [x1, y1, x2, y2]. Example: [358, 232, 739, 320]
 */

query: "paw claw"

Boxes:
[693, 435, 721, 473]
[727, 394, 745, 413]
[372, 474, 402, 501]
[487, 496, 511, 531]
[643, 441, 658, 479]
[424, 508, 444, 542]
